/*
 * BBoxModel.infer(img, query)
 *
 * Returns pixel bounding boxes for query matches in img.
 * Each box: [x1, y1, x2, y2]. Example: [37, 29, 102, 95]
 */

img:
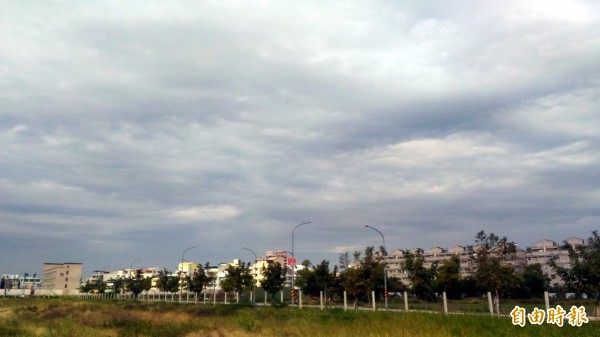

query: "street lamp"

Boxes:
[130, 258, 142, 270]
[291, 221, 311, 305]
[180, 246, 198, 301]
[242, 247, 257, 303]
[130, 258, 142, 274]
[365, 225, 388, 308]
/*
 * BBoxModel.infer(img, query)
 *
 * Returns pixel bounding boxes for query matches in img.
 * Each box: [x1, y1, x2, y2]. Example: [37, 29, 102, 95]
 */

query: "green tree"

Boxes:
[436, 255, 462, 299]
[155, 269, 171, 295]
[403, 250, 438, 301]
[338, 252, 350, 271]
[260, 262, 287, 302]
[549, 230, 600, 309]
[166, 275, 181, 293]
[386, 276, 408, 293]
[110, 277, 125, 295]
[295, 266, 317, 296]
[187, 265, 213, 298]
[314, 260, 333, 295]
[296, 260, 335, 299]
[340, 246, 386, 309]
[125, 269, 151, 299]
[221, 262, 254, 301]
[341, 264, 368, 309]
[472, 230, 518, 314]
[80, 278, 107, 294]
[363, 246, 386, 299]
[518, 263, 549, 298]
[155, 268, 180, 294]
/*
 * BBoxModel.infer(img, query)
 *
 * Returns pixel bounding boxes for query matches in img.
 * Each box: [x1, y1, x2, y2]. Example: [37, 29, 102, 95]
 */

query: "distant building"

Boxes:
[248, 250, 294, 287]
[206, 259, 240, 290]
[82, 267, 165, 293]
[177, 262, 201, 279]
[527, 238, 584, 287]
[385, 237, 584, 288]
[1, 274, 41, 290]
[42, 262, 82, 294]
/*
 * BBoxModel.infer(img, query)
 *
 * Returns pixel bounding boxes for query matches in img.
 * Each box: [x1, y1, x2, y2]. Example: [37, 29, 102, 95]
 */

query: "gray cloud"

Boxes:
[1, 1, 599, 276]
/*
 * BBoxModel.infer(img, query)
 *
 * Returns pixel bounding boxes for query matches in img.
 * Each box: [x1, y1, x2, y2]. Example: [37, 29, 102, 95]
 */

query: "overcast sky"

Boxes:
[2, 1, 599, 277]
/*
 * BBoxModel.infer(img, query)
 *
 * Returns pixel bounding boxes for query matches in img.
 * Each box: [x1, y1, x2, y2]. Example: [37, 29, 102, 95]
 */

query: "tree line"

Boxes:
[81, 230, 600, 310]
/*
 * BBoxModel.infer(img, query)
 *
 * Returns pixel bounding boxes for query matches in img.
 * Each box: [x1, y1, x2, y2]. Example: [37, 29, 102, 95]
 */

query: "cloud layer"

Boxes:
[1, 0, 599, 275]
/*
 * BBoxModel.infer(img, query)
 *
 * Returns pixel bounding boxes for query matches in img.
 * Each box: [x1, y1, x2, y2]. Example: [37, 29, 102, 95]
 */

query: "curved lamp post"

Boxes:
[130, 258, 142, 271]
[291, 221, 311, 305]
[242, 247, 257, 303]
[365, 225, 388, 308]
[180, 246, 198, 301]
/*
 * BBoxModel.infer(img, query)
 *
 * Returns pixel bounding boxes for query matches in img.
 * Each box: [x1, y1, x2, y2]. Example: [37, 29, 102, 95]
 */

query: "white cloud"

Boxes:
[170, 205, 242, 221]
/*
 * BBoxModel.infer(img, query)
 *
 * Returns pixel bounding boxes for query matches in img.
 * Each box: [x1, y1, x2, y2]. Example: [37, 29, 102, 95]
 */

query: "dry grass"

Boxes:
[1, 298, 599, 337]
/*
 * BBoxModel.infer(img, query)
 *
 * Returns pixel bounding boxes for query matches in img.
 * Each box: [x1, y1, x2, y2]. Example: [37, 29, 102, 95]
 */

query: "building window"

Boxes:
[64, 284, 68, 288]
[66, 271, 69, 275]
[65, 278, 68, 282]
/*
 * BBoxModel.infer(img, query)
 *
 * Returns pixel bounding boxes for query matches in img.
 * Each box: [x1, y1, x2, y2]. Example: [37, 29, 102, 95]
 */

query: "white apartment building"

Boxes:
[206, 259, 240, 290]
[385, 237, 584, 288]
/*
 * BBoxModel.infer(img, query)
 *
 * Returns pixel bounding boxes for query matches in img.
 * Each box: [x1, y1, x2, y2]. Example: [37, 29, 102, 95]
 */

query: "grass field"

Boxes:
[0, 298, 598, 337]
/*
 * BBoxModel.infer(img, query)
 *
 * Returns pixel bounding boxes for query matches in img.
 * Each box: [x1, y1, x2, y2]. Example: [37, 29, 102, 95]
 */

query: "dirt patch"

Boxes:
[0, 308, 13, 318]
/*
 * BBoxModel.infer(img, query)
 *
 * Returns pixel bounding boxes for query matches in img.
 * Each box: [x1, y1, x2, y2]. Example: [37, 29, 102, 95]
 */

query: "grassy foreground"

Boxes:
[0, 298, 598, 337]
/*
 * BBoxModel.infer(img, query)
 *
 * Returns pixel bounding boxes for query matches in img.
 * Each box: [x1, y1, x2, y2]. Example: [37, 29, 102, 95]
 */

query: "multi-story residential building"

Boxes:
[527, 237, 584, 287]
[248, 250, 292, 287]
[177, 262, 201, 279]
[85, 267, 164, 293]
[206, 259, 240, 290]
[385, 246, 483, 284]
[42, 262, 82, 294]
[384, 237, 582, 288]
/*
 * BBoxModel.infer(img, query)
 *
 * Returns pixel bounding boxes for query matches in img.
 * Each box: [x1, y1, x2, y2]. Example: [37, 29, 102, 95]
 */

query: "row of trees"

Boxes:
[80, 260, 289, 301]
[82, 230, 600, 310]
[293, 230, 600, 312]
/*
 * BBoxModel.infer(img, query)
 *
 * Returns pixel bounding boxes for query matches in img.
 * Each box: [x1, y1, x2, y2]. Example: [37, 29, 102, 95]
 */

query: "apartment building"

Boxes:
[42, 262, 82, 294]
[206, 259, 240, 290]
[385, 237, 583, 287]
[527, 237, 584, 287]
[178, 262, 201, 278]
[249, 250, 291, 287]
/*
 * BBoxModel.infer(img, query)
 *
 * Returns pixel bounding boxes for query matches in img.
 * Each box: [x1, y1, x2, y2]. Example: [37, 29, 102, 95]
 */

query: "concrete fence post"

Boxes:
[224, 292, 228, 304]
[442, 291, 448, 314]
[372, 291, 376, 311]
[544, 291, 550, 312]
[404, 291, 409, 311]
[487, 292, 493, 316]
[344, 291, 347, 311]
[299, 290, 303, 308]
[320, 291, 324, 310]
